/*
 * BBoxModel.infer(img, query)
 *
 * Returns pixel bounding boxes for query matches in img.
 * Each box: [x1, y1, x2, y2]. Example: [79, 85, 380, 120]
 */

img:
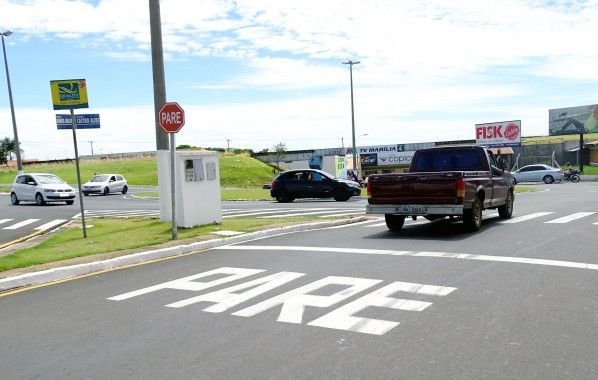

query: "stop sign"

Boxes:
[158, 102, 185, 133]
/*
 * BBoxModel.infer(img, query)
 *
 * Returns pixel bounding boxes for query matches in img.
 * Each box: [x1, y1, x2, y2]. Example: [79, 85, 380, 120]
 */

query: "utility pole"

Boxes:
[1, 31, 23, 174]
[89, 141, 94, 155]
[342, 60, 360, 173]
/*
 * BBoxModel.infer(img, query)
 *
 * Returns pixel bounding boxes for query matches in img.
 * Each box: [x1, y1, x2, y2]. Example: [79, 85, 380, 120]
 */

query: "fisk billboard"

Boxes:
[475, 120, 521, 147]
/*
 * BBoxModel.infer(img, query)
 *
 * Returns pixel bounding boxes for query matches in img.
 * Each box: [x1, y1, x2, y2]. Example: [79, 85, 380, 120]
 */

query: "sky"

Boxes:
[1, 0, 598, 161]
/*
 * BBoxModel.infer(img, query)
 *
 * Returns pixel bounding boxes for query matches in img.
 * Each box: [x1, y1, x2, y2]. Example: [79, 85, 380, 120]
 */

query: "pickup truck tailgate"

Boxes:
[367, 172, 463, 205]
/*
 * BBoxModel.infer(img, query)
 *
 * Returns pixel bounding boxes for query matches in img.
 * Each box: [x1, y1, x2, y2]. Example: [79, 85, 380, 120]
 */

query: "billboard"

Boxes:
[356, 145, 414, 166]
[475, 120, 521, 147]
[50, 79, 89, 110]
[549, 104, 598, 136]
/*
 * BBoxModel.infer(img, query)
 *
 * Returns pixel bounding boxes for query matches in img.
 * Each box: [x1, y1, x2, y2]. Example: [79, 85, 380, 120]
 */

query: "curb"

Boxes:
[0, 217, 368, 292]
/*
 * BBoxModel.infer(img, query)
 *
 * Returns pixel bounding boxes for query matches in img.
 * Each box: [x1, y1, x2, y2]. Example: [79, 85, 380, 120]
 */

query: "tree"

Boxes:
[0, 145, 6, 165]
[1, 137, 16, 161]
[273, 142, 287, 169]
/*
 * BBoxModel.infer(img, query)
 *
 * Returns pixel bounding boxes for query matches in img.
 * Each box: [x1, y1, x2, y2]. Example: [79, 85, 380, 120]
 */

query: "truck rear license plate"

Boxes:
[400, 205, 423, 213]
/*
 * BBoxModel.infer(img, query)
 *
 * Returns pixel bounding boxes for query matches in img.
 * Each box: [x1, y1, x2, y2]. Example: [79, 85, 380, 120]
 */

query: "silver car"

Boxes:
[82, 174, 128, 196]
[511, 164, 564, 184]
[10, 173, 76, 205]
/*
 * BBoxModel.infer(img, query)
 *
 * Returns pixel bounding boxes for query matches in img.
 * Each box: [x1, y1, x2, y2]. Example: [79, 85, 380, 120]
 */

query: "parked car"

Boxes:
[270, 169, 362, 202]
[511, 164, 564, 184]
[82, 174, 128, 196]
[10, 173, 76, 205]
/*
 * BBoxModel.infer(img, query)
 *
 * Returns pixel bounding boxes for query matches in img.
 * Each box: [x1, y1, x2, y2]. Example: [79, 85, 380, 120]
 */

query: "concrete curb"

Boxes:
[0, 217, 367, 292]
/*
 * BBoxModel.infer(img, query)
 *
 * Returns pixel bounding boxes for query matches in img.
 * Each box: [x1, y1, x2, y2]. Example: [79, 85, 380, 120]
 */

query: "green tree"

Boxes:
[273, 142, 287, 169]
[0, 145, 6, 165]
[1, 137, 16, 161]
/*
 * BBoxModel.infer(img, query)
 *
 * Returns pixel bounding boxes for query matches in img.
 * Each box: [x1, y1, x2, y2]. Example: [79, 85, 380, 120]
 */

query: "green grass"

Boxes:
[0, 216, 334, 272]
[0, 154, 276, 187]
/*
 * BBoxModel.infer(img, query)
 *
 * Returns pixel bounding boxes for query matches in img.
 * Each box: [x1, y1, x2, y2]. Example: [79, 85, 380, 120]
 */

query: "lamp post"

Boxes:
[342, 60, 360, 172]
[1, 30, 22, 174]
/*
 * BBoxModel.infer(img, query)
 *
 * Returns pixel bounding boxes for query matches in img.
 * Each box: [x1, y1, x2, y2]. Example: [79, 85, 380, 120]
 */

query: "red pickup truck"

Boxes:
[365, 145, 515, 232]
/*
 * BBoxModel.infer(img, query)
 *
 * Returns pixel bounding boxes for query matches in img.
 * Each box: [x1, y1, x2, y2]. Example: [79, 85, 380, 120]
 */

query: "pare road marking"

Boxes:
[108, 267, 456, 336]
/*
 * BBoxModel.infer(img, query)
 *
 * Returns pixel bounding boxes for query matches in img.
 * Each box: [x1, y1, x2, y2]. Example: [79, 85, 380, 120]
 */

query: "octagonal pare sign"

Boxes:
[158, 102, 185, 133]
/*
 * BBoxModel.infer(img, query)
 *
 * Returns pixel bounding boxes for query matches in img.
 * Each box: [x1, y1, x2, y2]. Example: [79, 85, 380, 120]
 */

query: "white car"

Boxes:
[511, 164, 564, 184]
[10, 173, 76, 205]
[82, 174, 128, 196]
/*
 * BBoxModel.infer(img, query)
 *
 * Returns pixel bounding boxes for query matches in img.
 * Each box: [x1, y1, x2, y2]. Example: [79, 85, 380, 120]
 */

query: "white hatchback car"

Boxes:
[11, 173, 76, 205]
[81, 174, 128, 196]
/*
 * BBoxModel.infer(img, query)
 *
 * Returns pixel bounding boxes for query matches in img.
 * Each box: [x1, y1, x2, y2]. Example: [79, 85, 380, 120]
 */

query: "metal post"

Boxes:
[1, 31, 23, 174]
[342, 60, 360, 173]
[170, 133, 177, 239]
[71, 108, 87, 238]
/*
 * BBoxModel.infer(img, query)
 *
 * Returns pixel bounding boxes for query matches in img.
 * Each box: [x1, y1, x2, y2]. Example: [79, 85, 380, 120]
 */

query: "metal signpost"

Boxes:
[50, 79, 91, 238]
[158, 102, 185, 239]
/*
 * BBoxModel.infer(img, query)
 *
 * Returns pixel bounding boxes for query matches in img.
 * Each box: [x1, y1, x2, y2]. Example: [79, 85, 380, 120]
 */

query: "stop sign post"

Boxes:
[159, 102, 185, 133]
[158, 102, 185, 240]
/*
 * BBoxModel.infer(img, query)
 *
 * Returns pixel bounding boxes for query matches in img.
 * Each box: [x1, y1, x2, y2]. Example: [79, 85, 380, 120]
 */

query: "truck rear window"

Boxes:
[412, 149, 484, 172]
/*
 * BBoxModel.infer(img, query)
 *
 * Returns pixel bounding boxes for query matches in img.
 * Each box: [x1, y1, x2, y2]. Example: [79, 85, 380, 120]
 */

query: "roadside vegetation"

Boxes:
[0, 217, 339, 274]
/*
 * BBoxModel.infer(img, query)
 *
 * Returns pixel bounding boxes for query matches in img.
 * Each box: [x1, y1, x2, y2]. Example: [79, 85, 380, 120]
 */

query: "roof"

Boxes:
[488, 147, 514, 154]
[584, 140, 598, 148]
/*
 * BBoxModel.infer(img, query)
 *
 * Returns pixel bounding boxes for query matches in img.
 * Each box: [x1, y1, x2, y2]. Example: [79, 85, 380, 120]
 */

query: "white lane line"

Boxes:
[499, 212, 554, 223]
[223, 209, 306, 218]
[318, 211, 365, 217]
[214, 245, 598, 272]
[3, 219, 40, 230]
[0, 219, 14, 226]
[545, 212, 596, 224]
[260, 209, 347, 218]
[35, 219, 67, 230]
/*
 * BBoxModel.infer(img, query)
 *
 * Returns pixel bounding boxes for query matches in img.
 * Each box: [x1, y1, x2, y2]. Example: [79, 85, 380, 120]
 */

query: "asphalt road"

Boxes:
[2, 182, 598, 379]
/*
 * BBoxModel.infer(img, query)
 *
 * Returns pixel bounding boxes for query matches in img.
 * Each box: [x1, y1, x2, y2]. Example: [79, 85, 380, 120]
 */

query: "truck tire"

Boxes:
[463, 197, 482, 231]
[385, 214, 405, 231]
[498, 191, 514, 219]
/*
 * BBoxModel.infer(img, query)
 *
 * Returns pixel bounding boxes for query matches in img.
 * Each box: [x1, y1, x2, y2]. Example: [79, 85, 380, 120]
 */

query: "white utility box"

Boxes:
[158, 150, 222, 227]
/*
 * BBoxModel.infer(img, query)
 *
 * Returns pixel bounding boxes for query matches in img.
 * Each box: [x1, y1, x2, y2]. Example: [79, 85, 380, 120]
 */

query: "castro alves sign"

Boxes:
[475, 120, 521, 147]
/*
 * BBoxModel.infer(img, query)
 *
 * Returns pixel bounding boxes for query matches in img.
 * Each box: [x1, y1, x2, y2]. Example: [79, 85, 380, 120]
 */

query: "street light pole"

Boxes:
[342, 60, 360, 173]
[1, 31, 23, 174]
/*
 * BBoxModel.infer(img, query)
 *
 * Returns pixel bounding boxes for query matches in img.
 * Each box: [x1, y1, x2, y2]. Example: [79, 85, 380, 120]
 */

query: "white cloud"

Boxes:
[1, 0, 598, 161]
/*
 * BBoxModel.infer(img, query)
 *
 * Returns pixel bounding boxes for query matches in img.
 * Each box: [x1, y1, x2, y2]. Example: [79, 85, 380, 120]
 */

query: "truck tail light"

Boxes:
[366, 180, 371, 196]
[271, 181, 276, 188]
[456, 178, 465, 198]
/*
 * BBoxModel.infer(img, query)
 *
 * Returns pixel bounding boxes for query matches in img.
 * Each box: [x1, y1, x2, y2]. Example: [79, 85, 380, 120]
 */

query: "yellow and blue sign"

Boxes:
[50, 79, 89, 110]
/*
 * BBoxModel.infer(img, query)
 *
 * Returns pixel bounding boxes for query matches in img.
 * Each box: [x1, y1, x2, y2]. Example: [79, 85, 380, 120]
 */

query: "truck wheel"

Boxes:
[498, 191, 514, 219]
[463, 197, 482, 231]
[385, 214, 405, 231]
[333, 188, 348, 201]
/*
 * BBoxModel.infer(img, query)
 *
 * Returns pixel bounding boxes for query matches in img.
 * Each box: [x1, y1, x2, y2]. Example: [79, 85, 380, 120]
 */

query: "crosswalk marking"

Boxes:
[545, 212, 596, 224]
[35, 220, 68, 230]
[1, 210, 598, 235]
[3, 219, 40, 230]
[499, 212, 554, 224]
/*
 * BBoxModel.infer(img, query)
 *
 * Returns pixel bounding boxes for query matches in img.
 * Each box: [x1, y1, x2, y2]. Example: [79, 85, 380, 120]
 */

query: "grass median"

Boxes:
[0, 216, 343, 275]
